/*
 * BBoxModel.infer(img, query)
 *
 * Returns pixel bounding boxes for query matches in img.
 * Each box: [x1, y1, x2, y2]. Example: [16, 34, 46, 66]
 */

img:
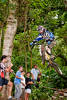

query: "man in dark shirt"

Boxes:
[25, 72, 33, 100]
[0, 55, 13, 100]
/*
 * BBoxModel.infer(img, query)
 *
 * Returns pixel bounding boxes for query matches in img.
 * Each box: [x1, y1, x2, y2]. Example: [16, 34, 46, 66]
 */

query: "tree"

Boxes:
[2, 0, 17, 64]
[0, 0, 9, 57]
[1, 0, 17, 97]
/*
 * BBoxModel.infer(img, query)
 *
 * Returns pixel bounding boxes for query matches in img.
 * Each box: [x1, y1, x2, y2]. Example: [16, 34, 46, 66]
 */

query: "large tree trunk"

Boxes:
[3, 16, 17, 63]
[2, 0, 18, 97]
[3, 0, 17, 67]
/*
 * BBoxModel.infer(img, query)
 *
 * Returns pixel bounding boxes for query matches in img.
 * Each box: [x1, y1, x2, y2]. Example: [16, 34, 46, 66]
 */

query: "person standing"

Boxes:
[0, 55, 13, 100]
[14, 66, 23, 100]
[20, 71, 26, 100]
[31, 65, 41, 81]
[25, 72, 33, 100]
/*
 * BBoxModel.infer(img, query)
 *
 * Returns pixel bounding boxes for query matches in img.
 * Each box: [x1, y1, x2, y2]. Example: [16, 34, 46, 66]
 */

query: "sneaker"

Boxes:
[8, 97, 12, 100]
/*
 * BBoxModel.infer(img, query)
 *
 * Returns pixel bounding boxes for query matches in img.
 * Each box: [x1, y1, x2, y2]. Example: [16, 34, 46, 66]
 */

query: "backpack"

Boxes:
[0, 63, 5, 78]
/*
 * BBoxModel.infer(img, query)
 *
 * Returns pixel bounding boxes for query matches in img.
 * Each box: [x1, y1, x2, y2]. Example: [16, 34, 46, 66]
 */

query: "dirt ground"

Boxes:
[0, 97, 16, 100]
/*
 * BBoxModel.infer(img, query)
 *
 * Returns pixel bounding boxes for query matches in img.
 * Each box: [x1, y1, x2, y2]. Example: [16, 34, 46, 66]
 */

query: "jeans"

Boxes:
[15, 84, 22, 99]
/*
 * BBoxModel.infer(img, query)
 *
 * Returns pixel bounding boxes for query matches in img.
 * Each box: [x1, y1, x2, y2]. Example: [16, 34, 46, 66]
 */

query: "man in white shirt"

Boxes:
[31, 65, 41, 81]
[20, 71, 26, 100]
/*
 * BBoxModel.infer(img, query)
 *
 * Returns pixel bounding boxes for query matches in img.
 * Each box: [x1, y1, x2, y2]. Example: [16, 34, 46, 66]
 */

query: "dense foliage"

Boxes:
[0, 0, 67, 99]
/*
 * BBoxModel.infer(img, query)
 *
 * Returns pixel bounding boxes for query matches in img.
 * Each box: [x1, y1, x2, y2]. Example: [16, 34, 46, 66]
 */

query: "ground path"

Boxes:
[0, 89, 67, 100]
[52, 89, 67, 100]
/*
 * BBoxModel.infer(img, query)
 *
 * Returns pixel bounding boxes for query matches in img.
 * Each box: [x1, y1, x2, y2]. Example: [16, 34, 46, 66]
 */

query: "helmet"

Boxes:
[37, 25, 46, 33]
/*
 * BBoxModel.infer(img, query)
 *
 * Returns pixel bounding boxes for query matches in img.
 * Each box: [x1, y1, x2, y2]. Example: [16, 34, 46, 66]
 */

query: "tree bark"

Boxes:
[30, 51, 32, 69]
[2, 0, 18, 97]
[3, 16, 17, 61]
[24, 4, 29, 72]
[3, 0, 17, 65]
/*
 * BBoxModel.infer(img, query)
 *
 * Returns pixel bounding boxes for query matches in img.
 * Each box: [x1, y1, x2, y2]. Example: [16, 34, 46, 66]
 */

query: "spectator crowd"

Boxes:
[0, 55, 41, 100]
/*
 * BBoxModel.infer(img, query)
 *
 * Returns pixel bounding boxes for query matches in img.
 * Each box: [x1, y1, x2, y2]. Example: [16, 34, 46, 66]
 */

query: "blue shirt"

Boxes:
[30, 31, 55, 46]
[14, 71, 21, 85]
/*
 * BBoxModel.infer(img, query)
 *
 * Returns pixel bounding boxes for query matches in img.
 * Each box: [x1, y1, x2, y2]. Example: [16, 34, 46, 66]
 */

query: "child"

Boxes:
[37, 73, 41, 83]
[25, 72, 33, 100]
[20, 71, 26, 100]
[36, 73, 41, 88]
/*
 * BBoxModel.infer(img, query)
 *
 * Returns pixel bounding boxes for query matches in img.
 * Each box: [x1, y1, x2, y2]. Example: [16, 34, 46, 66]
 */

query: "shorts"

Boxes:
[15, 84, 22, 99]
[25, 89, 31, 94]
[0, 76, 8, 86]
[20, 88, 25, 100]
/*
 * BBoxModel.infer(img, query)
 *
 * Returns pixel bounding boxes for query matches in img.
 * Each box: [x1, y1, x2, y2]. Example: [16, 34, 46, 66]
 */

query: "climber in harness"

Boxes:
[30, 25, 55, 64]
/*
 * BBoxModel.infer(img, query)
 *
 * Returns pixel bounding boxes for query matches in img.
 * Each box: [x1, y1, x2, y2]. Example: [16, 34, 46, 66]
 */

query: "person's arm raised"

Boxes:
[30, 35, 43, 46]
[5, 63, 13, 72]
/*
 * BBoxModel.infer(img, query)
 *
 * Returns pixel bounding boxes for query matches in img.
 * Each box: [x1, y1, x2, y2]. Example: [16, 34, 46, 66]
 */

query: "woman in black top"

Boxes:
[25, 72, 33, 100]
